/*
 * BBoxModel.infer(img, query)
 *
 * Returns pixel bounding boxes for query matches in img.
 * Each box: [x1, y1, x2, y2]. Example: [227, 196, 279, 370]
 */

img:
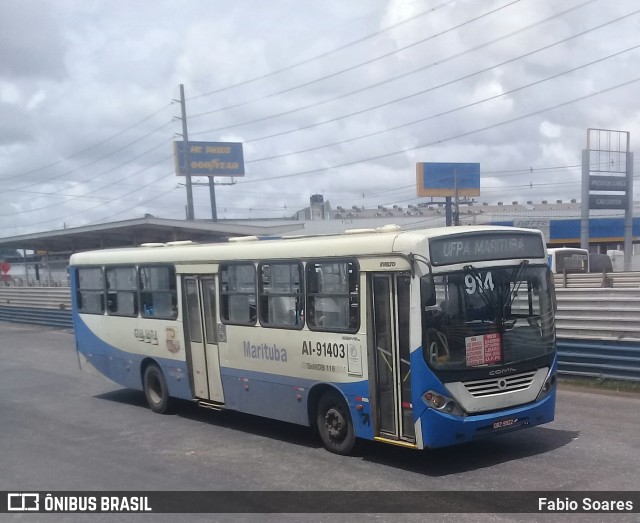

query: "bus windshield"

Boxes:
[422, 264, 555, 371]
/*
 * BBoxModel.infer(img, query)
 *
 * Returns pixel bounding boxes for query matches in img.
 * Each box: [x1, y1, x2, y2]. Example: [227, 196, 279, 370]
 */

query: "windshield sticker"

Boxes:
[465, 333, 502, 366]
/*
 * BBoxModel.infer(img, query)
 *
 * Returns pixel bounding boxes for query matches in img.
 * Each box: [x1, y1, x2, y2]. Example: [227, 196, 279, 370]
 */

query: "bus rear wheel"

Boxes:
[143, 363, 172, 414]
[316, 390, 355, 455]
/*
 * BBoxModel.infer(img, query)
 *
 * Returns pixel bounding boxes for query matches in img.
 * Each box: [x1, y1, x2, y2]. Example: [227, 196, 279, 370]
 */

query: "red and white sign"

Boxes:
[465, 333, 502, 366]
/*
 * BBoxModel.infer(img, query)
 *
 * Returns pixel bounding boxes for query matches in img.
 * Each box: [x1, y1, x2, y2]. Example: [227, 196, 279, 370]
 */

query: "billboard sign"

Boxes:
[416, 162, 480, 197]
[174, 141, 245, 177]
[589, 194, 628, 210]
[588, 176, 627, 191]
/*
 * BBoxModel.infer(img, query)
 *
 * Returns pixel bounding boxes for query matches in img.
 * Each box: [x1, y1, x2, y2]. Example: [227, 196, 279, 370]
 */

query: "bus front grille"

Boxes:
[462, 371, 538, 397]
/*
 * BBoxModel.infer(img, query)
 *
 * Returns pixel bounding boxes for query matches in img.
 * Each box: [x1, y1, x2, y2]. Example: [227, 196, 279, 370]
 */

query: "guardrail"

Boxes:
[0, 286, 71, 309]
[554, 288, 640, 342]
[556, 339, 640, 382]
[0, 306, 73, 329]
[0, 286, 72, 329]
[553, 286, 640, 382]
[554, 271, 640, 288]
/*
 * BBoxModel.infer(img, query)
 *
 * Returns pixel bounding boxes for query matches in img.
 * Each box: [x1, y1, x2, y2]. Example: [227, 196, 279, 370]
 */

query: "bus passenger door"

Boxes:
[183, 276, 224, 403]
[370, 274, 415, 443]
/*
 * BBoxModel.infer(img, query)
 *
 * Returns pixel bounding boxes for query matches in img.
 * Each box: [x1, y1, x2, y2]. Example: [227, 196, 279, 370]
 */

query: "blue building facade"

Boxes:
[492, 217, 640, 248]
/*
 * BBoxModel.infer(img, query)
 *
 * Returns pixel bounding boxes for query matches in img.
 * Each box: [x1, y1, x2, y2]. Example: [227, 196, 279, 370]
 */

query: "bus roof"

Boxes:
[69, 225, 544, 266]
[547, 247, 588, 253]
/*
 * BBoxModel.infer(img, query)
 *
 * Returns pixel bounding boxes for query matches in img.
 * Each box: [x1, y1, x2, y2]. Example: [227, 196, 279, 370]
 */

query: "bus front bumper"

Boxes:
[418, 389, 556, 449]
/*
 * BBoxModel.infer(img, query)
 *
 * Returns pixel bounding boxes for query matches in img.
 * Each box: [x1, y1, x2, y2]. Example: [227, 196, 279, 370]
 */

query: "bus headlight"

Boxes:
[536, 372, 557, 401]
[422, 391, 465, 416]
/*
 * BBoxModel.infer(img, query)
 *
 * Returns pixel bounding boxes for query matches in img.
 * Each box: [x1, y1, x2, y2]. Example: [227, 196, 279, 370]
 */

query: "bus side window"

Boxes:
[139, 265, 177, 319]
[306, 259, 359, 332]
[259, 262, 304, 329]
[220, 263, 257, 326]
[106, 266, 137, 317]
[76, 267, 105, 314]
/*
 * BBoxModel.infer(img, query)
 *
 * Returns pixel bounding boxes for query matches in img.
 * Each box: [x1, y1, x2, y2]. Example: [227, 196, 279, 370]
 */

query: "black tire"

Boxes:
[316, 390, 355, 455]
[143, 364, 172, 414]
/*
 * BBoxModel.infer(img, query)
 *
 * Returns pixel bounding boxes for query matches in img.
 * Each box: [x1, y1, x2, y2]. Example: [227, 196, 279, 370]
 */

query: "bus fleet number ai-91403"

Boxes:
[301, 341, 346, 359]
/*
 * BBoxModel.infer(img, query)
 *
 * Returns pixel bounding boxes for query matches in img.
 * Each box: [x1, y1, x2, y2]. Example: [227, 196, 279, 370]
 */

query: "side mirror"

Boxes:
[420, 275, 436, 308]
[547, 267, 558, 313]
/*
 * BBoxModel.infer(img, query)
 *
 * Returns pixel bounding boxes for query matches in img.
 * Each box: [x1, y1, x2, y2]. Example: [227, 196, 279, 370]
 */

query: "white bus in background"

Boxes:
[605, 250, 640, 272]
[607, 250, 625, 272]
[70, 225, 557, 455]
[547, 247, 589, 274]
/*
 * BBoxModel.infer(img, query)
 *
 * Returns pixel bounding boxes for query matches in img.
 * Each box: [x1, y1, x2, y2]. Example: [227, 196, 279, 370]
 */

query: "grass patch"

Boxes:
[559, 375, 640, 395]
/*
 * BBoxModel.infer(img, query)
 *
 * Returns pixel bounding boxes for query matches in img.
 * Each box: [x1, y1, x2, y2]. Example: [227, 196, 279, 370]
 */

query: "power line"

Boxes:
[203, 157, 639, 216]
[234, 8, 639, 150]
[234, 76, 640, 186]
[3, 139, 174, 210]
[88, 182, 180, 224]
[2, 188, 113, 202]
[6, 1, 639, 229]
[0, 170, 178, 230]
[187, 0, 458, 102]
[14, 4, 600, 215]
[0, 120, 174, 190]
[3, 103, 172, 180]
[189, 0, 526, 120]
[164, 157, 640, 217]
[245, 42, 640, 164]
[190, 0, 597, 134]
[147, 160, 640, 220]
[344, 172, 640, 211]
[0, 152, 174, 217]
[334, 168, 640, 205]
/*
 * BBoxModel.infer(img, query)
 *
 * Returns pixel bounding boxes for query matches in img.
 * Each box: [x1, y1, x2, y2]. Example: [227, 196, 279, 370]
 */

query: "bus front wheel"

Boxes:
[143, 363, 172, 414]
[316, 390, 355, 455]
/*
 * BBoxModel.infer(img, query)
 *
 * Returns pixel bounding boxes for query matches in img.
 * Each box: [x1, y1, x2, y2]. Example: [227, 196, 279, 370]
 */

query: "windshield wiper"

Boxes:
[464, 261, 529, 330]
[505, 260, 529, 311]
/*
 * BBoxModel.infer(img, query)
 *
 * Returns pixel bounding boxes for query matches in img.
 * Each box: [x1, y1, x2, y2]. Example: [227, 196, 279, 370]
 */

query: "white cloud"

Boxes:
[539, 120, 562, 139]
[1, 0, 639, 233]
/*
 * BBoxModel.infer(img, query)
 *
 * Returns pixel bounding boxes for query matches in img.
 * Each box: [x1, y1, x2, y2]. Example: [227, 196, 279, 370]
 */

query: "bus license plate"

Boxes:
[493, 418, 518, 430]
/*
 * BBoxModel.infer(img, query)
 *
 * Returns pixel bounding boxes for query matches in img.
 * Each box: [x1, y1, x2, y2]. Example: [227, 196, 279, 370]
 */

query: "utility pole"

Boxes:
[209, 176, 218, 221]
[179, 84, 195, 220]
[454, 168, 460, 226]
[580, 149, 589, 250]
[624, 151, 634, 271]
[23, 248, 29, 285]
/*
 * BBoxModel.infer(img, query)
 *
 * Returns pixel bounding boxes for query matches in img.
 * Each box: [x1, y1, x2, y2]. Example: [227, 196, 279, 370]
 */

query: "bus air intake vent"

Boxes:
[462, 371, 537, 397]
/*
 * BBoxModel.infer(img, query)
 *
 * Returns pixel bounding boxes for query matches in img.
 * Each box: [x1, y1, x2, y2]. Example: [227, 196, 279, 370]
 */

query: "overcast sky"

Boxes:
[1, 0, 639, 236]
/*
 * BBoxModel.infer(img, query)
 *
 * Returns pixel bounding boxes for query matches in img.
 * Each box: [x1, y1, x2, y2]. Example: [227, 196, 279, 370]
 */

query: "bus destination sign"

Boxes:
[429, 233, 545, 265]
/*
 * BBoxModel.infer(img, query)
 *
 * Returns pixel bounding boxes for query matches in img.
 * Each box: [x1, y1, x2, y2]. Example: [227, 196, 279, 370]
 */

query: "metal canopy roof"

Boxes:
[0, 217, 303, 254]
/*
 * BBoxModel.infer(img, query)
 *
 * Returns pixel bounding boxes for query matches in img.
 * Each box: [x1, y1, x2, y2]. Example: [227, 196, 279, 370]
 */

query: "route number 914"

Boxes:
[465, 272, 495, 295]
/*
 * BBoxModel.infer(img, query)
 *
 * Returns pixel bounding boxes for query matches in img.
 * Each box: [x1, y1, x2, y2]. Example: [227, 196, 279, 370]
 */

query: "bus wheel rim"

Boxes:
[148, 374, 162, 404]
[325, 407, 346, 442]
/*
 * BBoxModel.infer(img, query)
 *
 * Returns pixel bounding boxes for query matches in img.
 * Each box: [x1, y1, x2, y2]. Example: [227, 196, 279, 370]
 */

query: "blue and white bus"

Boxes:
[70, 225, 557, 454]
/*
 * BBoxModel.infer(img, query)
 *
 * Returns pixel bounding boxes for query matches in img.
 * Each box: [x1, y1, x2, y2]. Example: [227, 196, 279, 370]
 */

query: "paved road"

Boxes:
[1, 322, 639, 522]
